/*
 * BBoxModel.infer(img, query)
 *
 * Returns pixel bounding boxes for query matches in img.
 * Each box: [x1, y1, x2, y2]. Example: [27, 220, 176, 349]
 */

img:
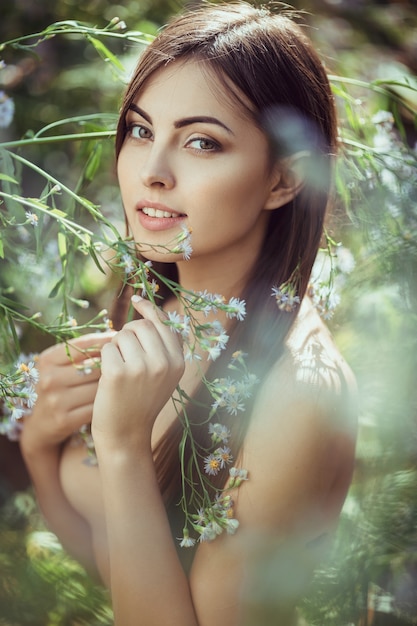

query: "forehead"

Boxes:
[133, 59, 255, 122]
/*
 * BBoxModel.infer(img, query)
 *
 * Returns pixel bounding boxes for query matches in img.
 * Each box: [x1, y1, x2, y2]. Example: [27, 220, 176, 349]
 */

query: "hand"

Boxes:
[20, 332, 115, 455]
[91, 296, 185, 452]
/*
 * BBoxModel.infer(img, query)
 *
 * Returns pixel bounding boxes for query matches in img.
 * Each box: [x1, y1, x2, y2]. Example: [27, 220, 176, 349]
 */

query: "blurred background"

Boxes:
[0, 1, 417, 624]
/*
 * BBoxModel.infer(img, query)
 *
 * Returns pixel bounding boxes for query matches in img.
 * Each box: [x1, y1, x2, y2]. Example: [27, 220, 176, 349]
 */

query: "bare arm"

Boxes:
[96, 447, 198, 625]
[190, 376, 356, 625]
[19, 332, 114, 575]
[92, 297, 198, 625]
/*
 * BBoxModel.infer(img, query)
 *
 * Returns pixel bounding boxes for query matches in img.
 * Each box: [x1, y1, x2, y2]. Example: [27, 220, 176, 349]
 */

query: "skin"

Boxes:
[20, 60, 357, 626]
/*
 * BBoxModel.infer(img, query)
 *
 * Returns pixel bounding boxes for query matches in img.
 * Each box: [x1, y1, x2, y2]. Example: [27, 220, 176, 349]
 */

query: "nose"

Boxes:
[140, 144, 175, 190]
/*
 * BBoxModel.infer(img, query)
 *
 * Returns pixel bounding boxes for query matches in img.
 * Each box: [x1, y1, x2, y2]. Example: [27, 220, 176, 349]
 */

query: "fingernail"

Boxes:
[131, 294, 143, 303]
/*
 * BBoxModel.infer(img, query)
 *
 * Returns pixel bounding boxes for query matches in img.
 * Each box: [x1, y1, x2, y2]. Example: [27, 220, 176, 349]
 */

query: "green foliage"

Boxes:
[299, 61, 417, 626]
[0, 491, 112, 625]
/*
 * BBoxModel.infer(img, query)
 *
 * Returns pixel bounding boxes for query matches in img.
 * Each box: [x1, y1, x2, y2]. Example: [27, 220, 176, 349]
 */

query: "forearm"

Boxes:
[15, 333, 113, 576]
[96, 444, 198, 626]
[20, 439, 97, 574]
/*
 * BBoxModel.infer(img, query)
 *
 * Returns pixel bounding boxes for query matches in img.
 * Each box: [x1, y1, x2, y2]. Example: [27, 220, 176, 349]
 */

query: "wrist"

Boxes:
[94, 435, 153, 467]
[19, 428, 62, 460]
[92, 424, 153, 458]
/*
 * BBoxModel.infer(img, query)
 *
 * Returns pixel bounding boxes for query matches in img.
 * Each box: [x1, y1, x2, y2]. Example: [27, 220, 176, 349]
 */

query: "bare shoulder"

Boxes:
[258, 295, 357, 424]
[239, 295, 357, 533]
[189, 299, 357, 623]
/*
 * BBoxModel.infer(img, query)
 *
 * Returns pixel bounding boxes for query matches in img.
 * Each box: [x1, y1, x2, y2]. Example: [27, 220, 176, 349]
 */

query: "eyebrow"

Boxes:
[128, 103, 234, 135]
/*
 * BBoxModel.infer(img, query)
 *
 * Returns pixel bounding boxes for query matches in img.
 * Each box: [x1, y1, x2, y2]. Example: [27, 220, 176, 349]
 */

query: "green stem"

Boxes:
[330, 74, 417, 117]
[1, 23, 151, 50]
[33, 114, 117, 138]
[0, 299, 109, 340]
[340, 137, 416, 166]
[4, 152, 120, 237]
[0, 130, 115, 150]
[0, 190, 94, 240]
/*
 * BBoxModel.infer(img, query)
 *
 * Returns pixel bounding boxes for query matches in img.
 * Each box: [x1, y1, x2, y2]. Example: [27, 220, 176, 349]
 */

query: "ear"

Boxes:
[264, 150, 310, 211]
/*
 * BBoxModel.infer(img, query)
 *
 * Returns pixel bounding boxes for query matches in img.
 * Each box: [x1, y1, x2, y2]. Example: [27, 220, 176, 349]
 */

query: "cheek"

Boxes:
[116, 156, 128, 192]
[213, 162, 269, 213]
[117, 149, 139, 189]
[196, 160, 260, 202]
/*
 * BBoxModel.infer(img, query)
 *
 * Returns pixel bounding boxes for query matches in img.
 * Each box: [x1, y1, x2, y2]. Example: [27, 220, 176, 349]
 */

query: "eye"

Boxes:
[186, 137, 220, 152]
[127, 123, 153, 140]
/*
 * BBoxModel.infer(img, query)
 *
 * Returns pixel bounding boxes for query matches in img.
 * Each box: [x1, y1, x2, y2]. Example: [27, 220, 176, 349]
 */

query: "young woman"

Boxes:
[20, 3, 357, 624]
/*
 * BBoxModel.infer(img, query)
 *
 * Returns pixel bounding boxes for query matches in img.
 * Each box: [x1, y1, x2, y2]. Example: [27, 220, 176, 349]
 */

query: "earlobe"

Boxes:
[264, 151, 310, 211]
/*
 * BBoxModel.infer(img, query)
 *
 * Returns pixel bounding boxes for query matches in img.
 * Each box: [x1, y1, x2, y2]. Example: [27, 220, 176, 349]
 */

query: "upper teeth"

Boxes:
[142, 207, 178, 218]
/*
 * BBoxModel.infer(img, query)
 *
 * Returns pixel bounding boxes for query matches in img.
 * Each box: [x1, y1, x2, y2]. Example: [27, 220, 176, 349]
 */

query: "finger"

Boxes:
[66, 332, 117, 363]
[50, 380, 99, 415]
[42, 332, 116, 366]
[120, 317, 183, 368]
[115, 325, 169, 365]
[100, 341, 126, 375]
[35, 359, 101, 398]
[116, 321, 184, 382]
[130, 295, 183, 350]
[72, 357, 102, 380]
[67, 403, 95, 430]
[67, 381, 99, 412]
[131, 294, 167, 322]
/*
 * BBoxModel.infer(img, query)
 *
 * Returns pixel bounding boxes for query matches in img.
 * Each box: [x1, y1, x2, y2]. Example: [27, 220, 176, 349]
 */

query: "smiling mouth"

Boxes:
[142, 207, 185, 218]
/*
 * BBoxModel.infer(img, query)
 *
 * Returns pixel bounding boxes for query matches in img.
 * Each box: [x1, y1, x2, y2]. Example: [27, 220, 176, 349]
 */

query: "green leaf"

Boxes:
[26, 197, 50, 211]
[0, 173, 18, 184]
[6, 312, 20, 352]
[86, 35, 125, 72]
[49, 208, 68, 219]
[0, 149, 21, 214]
[0, 293, 28, 311]
[48, 277, 64, 299]
[58, 231, 67, 259]
[88, 245, 106, 274]
[84, 142, 103, 181]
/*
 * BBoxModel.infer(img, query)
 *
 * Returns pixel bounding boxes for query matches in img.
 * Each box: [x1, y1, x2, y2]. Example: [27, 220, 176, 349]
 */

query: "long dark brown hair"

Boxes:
[112, 1, 338, 525]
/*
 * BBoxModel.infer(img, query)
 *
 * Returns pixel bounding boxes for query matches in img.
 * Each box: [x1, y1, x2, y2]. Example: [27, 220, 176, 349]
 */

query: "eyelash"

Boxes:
[126, 123, 152, 140]
[125, 123, 221, 153]
[186, 137, 221, 153]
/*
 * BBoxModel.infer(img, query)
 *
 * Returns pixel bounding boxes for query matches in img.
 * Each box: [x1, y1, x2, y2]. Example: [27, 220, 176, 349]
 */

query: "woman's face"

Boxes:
[117, 60, 279, 269]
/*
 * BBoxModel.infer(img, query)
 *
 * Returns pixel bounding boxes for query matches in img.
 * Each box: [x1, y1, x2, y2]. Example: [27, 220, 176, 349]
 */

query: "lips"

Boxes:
[136, 201, 186, 232]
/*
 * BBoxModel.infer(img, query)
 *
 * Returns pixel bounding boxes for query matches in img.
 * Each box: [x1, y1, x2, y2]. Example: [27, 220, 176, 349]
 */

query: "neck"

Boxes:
[160, 250, 254, 336]
[176, 261, 246, 303]
[175, 235, 264, 303]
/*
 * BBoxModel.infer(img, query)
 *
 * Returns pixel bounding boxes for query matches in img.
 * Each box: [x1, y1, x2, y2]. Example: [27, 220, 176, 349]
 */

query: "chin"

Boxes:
[136, 247, 180, 265]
